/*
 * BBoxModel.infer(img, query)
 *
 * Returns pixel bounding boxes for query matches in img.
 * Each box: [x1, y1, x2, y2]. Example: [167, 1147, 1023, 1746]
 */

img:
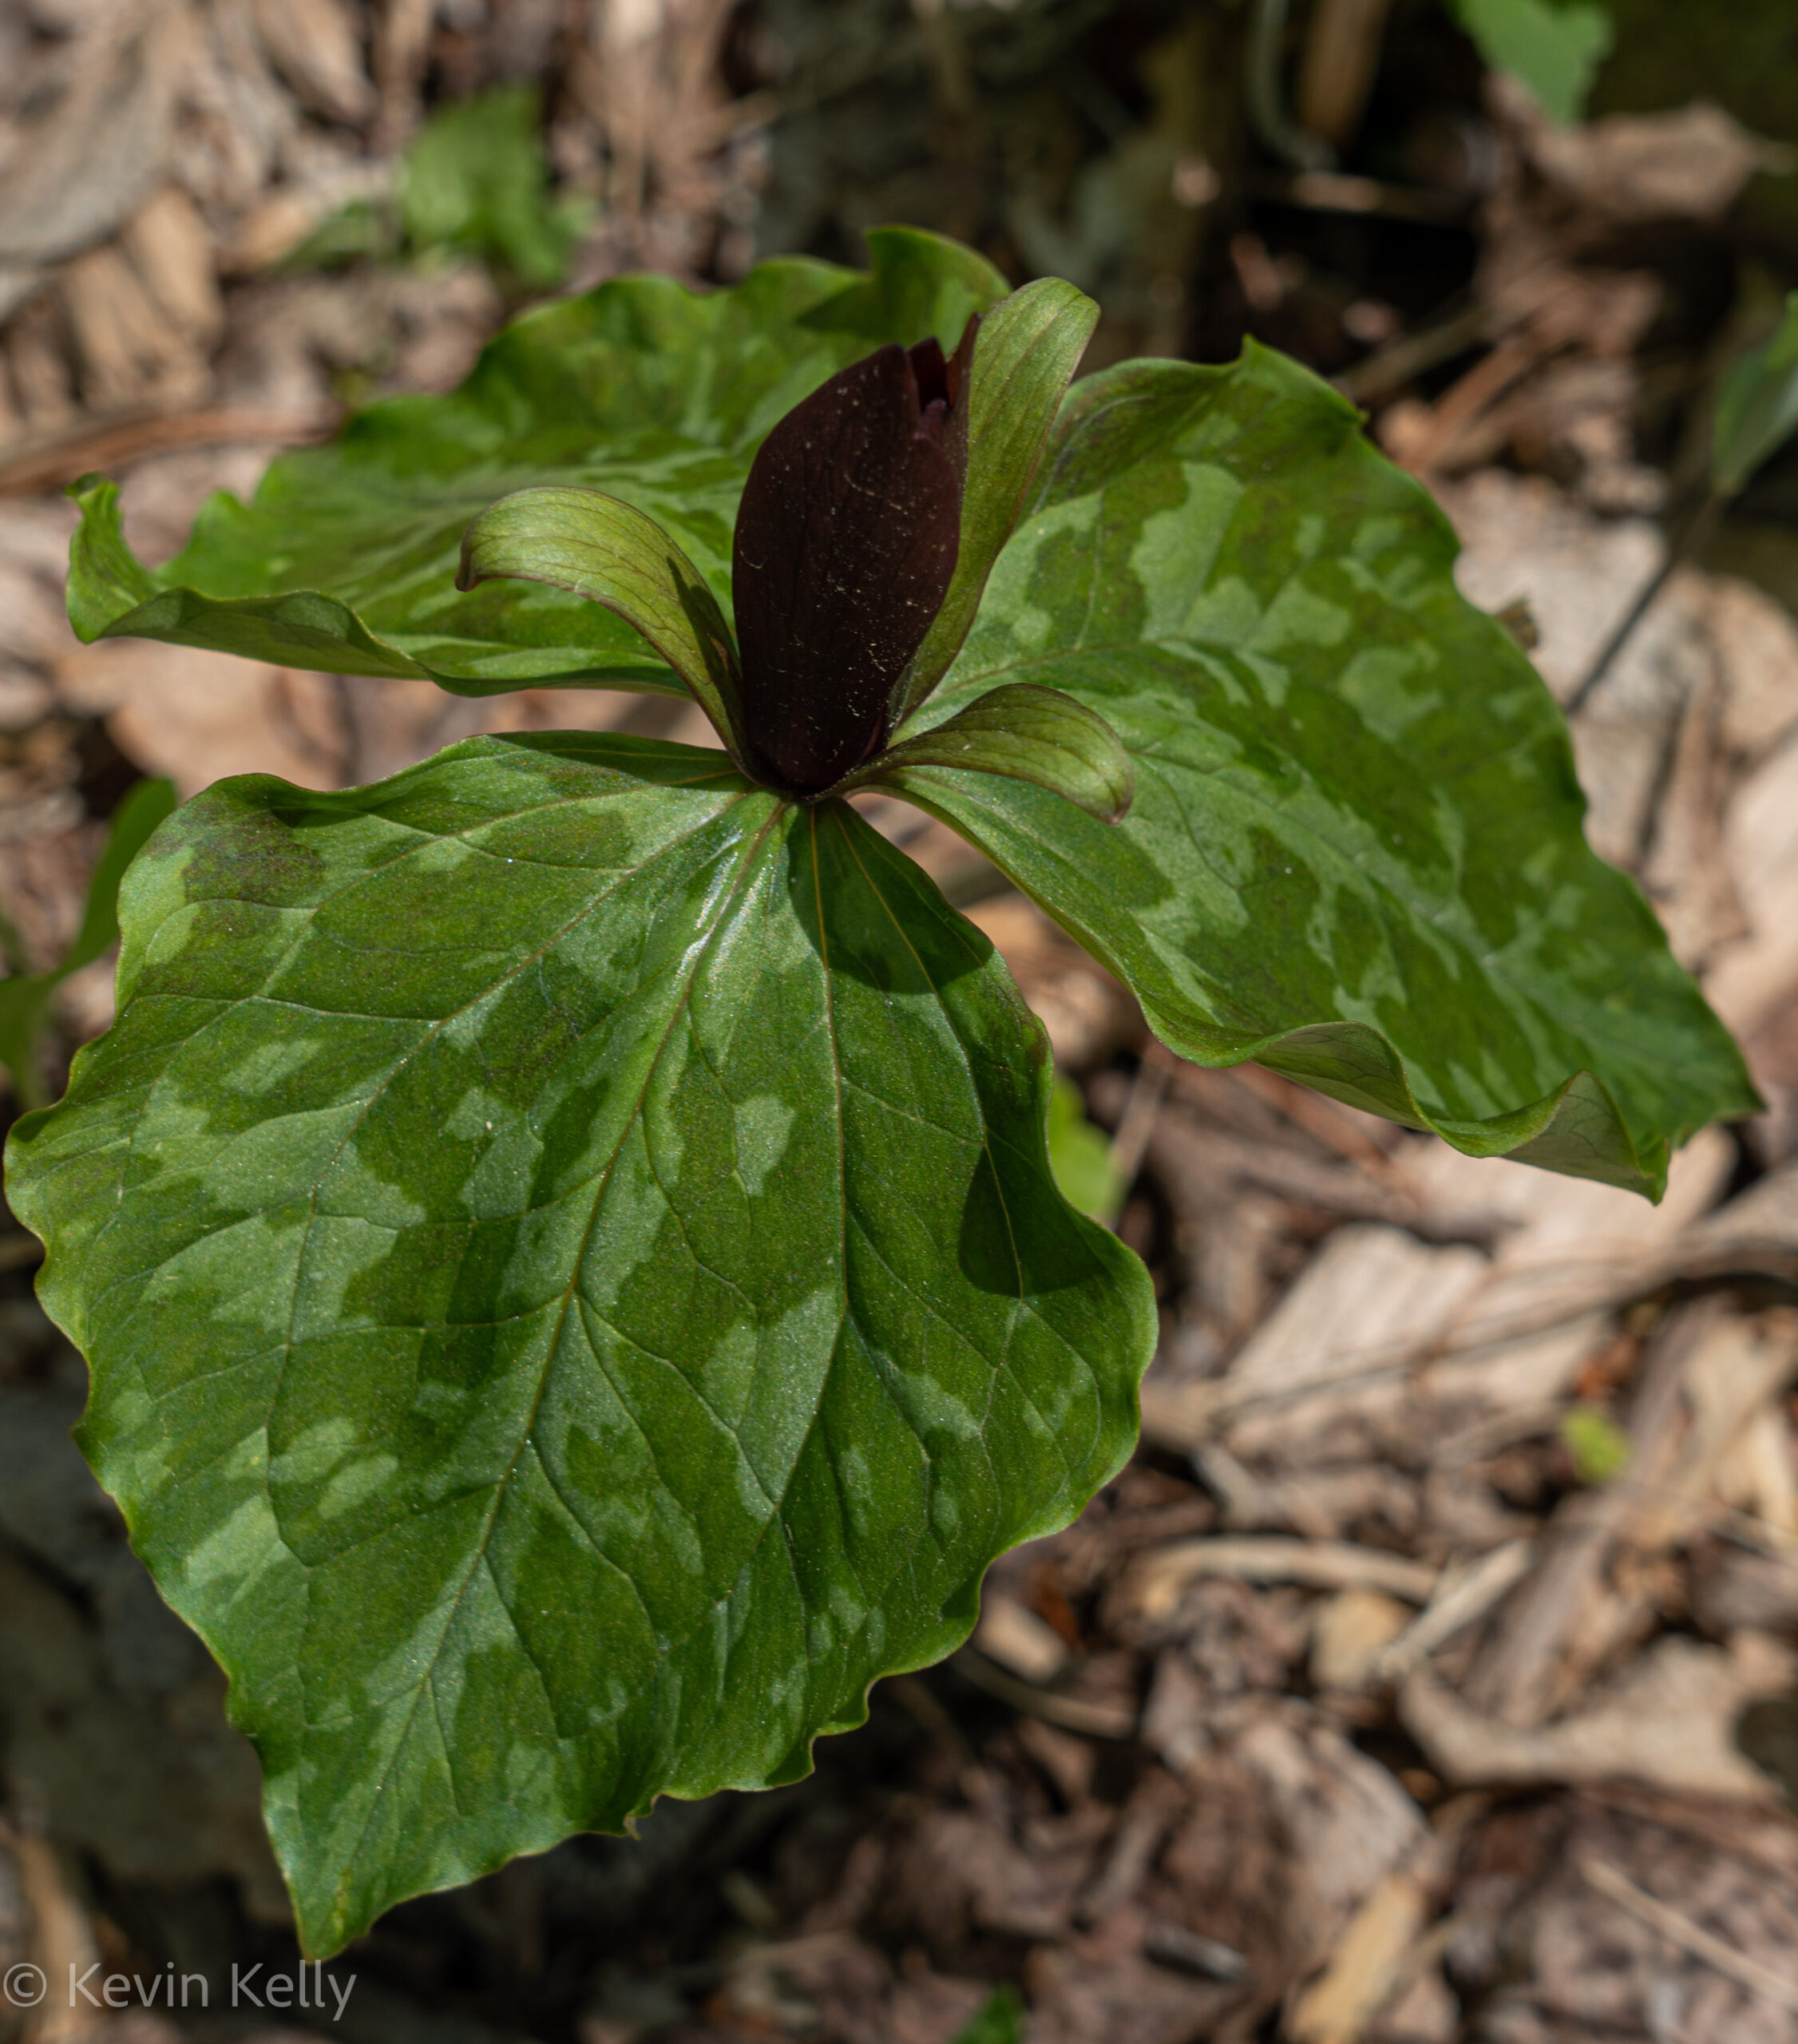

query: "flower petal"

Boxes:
[731, 343, 962, 794]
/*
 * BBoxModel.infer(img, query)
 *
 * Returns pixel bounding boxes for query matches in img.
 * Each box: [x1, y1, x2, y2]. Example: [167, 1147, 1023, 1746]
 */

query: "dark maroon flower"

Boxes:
[731, 319, 977, 794]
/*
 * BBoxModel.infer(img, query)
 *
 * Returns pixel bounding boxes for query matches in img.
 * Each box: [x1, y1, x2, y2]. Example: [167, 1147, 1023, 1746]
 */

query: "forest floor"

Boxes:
[4, 4, 1798, 2042]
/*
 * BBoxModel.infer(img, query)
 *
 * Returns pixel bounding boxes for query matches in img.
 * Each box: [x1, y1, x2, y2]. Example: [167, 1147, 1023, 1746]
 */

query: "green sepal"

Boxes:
[458, 486, 750, 763]
[893, 278, 1100, 726]
[859, 683, 1133, 824]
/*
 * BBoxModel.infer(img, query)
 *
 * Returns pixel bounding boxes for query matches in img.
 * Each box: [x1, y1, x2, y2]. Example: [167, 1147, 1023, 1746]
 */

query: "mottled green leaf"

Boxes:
[880, 346, 1755, 1198]
[64, 230, 1008, 696]
[894, 277, 1099, 723]
[22, 228, 1758, 1978]
[860, 683, 1133, 823]
[6, 733, 1151, 1955]
[65, 476, 161, 639]
[66, 478, 434, 679]
[1713, 291, 1798, 498]
[1450, 0, 1614, 125]
[457, 486, 749, 761]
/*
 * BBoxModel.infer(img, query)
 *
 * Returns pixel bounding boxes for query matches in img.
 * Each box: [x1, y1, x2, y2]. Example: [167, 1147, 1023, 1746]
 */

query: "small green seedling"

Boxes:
[1562, 1405, 1632, 1485]
[952, 1983, 1028, 2044]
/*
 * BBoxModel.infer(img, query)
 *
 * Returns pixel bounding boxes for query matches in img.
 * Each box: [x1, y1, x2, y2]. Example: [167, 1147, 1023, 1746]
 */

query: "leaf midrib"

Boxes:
[312, 792, 787, 1931]
[309, 794, 1068, 1922]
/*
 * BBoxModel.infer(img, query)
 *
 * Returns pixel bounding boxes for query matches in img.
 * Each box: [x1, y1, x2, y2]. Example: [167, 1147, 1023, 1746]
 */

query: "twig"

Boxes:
[5, 1820, 103, 2044]
[1373, 1539, 1535, 1680]
[1139, 1232, 1798, 1452]
[909, 0, 976, 116]
[0, 406, 332, 497]
[1246, 0, 1333, 172]
[1333, 299, 1491, 407]
[1582, 1857, 1798, 2013]
[1466, 1296, 1724, 1725]
[1295, 0, 1396, 150]
[1145, 1919, 1251, 1983]
[1389, 332, 1546, 477]
[1075, 1769, 1183, 1926]
[1566, 491, 1724, 716]
[1107, 1044, 1174, 1202]
[1140, 1107, 1507, 1246]
[1289, 1869, 1430, 2044]
[1253, 169, 1471, 225]
[949, 1649, 1137, 1740]
[1124, 1535, 1438, 1618]
[1226, 1061, 1397, 1175]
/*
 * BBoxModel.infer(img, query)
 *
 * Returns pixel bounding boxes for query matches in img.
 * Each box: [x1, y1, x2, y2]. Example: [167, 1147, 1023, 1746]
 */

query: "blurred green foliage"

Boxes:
[1713, 291, 1798, 497]
[287, 85, 588, 290]
[1562, 1405, 1632, 1485]
[1448, 0, 1614, 124]
[1046, 1076, 1126, 1225]
[402, 86, 587, 287]
[951, 1984, 1027, 2044]
[0, 778, 176, 1110]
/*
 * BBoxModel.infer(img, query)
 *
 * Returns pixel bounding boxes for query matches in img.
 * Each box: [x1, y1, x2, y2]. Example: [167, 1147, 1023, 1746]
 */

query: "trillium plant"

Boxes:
[7, 230, 1754, 1955]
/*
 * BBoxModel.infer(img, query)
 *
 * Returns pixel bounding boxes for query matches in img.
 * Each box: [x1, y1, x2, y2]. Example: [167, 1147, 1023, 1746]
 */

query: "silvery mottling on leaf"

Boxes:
[731, 320, 977, 792]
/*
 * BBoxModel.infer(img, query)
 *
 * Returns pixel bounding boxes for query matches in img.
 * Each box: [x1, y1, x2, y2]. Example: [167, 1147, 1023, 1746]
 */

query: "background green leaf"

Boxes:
[1450, 0, 1614, 125]
[6, 734, 1152, 1955]
[0, 777, 176, 1108]
[1045, 1079, 1126, 1224]
[65, 231, 1008, 697]
[276, 85, 589, 284]
[1712, 289, 1798, 497]
[401, 85, 582, 290]
[880, 345, 1755, 1198]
